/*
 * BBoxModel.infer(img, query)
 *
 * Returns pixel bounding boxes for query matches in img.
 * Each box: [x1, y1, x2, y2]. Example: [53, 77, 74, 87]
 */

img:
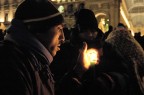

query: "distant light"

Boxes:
[57, 0, 61, 3]
[62, 0, 66, 2]
[131, 29, 135, 36]
[0, 18, 4, 22]
[120, 7, 130, 28]
[58, 5, 64, 13]
[8, 17, 12, 22]
[101, 18, 105, 25]
[68, 0, 71, 2]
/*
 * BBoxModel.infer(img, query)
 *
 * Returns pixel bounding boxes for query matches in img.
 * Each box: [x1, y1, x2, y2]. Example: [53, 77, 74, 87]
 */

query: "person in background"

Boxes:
[81, 25, 144, 95]
[0, 22, 6, 33]
[104, 25, 113, 40]
[134, 32, 144, 49]
[116, 22, 127, 30]
[50, 8, 104, 81]
[51, 8, 104, 95]
[0, 29, 4, 41]
[0, 0, 91, 95]
[62, 24, 71, 42]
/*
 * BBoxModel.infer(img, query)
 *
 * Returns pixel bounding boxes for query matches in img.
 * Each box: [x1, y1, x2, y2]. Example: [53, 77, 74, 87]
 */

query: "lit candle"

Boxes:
[86, 48, 99, 66]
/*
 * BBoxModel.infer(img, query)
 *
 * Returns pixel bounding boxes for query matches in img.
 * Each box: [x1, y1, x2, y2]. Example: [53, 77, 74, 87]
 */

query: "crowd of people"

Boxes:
[0, 0, 144, 95]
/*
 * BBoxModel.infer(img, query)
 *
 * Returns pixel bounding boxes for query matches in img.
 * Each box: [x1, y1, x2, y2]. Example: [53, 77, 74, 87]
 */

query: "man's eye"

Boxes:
[59, 29, 63, 33]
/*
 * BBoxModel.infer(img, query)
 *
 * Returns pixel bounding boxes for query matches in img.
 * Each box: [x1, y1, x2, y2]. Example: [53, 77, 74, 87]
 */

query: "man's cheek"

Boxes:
[51, 46, 58, 56]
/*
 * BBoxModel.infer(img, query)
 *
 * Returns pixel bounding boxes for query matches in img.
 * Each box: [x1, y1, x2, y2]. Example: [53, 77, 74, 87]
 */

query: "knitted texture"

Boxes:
[106, 29, 144, 65]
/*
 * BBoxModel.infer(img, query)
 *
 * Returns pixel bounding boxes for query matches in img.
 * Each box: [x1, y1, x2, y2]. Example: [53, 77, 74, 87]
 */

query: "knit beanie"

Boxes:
[14, 0, 64, 31]
[75, 9, 98, 31]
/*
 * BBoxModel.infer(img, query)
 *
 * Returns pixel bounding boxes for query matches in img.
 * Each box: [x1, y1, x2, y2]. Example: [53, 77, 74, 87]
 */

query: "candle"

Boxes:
[86, 48, 99, 66]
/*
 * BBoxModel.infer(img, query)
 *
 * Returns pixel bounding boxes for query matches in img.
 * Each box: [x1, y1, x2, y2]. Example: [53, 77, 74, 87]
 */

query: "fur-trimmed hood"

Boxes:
[106, 29, 144, 65]
[105, 29, 144, 94]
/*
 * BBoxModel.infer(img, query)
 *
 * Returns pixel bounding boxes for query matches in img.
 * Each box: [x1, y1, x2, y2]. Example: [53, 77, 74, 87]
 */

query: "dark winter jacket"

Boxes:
[0, 19, 54, 95]
[81, 29, 144, 95]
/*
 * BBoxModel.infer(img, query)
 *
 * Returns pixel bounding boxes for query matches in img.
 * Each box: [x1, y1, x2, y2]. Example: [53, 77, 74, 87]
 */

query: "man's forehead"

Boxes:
[57, 23, 65, 28]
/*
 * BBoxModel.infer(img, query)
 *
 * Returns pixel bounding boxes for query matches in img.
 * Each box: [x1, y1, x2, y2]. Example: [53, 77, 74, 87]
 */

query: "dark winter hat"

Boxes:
[14, 0, 64, 25]
[117, 23, 125, 27]
[75, 9, 98, 31]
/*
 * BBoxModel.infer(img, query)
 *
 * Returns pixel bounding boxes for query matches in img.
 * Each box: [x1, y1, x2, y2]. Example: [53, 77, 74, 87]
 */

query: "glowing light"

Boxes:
[120, 7, 130, 28]
[86, 48, 99, 65]
[0, 18, 4, 22]
[131, 29, 135, 36]
[95, 13, 106, 17]
[58, 5, 64, 13]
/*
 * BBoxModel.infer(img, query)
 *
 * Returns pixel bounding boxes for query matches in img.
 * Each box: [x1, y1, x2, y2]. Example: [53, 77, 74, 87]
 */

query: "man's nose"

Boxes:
[60, 30, 65, 44]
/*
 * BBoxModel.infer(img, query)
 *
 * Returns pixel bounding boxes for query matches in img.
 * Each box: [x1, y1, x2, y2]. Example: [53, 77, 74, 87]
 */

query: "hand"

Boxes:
[77, 42, 91, 70]
[73, 42, 91, 79]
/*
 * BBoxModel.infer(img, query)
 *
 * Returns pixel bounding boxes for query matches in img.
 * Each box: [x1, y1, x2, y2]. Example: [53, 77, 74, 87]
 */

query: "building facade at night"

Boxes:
[0, 0, 142, 35]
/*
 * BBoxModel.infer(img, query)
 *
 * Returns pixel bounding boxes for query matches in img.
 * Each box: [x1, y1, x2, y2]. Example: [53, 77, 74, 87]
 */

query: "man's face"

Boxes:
[36, 24, 65, 57]
[79, 29, 98, 41]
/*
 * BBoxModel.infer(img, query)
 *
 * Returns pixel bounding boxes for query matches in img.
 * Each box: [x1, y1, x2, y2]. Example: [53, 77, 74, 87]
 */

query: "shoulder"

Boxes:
[0, 41, 34, 94]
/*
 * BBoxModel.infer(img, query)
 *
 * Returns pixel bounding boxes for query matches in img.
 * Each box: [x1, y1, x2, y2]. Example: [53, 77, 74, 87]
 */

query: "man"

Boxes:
[0, 0, 90, 95]
[50, 9, 104, 95]
[50, 9, 104, 82]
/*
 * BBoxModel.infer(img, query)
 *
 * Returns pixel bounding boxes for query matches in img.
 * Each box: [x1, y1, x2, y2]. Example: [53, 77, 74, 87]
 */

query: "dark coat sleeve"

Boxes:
[0, 45, 33, 95]
[55, 70, 82, 95]
[81, 72, 129, 95]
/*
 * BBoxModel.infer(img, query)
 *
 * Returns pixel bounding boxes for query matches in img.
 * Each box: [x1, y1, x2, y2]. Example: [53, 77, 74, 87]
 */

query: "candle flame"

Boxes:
[86, 48, 99, 65]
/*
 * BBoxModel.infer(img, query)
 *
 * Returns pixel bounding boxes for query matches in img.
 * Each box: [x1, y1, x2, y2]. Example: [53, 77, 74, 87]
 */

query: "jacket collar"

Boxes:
[5, 18, 53, 64]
